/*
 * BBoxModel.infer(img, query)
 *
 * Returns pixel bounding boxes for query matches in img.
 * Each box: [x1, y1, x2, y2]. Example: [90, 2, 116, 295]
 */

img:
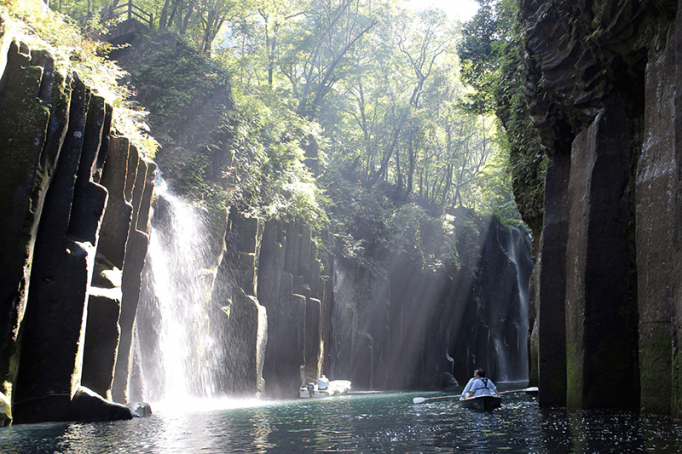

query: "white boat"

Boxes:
[299, 380, 352, 398]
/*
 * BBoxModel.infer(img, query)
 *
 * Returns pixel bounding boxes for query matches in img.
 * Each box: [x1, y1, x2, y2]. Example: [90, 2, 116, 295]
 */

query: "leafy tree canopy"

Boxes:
[44, 0, 533, 269]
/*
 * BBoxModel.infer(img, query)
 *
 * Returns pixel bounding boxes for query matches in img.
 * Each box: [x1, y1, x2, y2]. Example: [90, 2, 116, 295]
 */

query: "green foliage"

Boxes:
[458, 0, 500, 114]
[126, 36, 228, 136]
[458, 0, 545, 234]
[111, 31, 326, 225]
[385, 202, 449, 274]
[3, 1, 157, 157]
[49, 0, 533, 270]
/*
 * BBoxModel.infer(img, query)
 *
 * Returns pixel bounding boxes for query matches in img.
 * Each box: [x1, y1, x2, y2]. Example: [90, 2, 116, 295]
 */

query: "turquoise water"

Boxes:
[2, 388, 682, 453]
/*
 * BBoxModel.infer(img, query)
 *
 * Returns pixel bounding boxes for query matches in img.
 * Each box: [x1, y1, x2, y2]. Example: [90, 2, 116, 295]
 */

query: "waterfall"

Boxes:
[133, 176, 225, 403]
[506, 228, 531, 381]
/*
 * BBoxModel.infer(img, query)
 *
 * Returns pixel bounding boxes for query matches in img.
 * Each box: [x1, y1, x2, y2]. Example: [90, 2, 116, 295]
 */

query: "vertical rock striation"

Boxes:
[257, 220, 331, 398]
[520, 0, 682, 413]
[328, 213, 533, 391]
[0, 18, 153, 423]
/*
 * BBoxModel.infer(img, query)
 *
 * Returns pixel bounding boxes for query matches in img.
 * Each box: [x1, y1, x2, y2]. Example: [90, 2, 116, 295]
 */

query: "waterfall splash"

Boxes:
[132, 176, 225, 404]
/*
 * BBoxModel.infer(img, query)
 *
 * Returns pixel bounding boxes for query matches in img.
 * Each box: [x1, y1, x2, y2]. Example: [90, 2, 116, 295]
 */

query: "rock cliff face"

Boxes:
[130, 199, 329, 401]
[258, 221, 333, 398]
[131, 204, 530, 398]
[0, 13, 535, 421]
[0, 18, 151, 423]
[521, 0, 682, 414]
[330, 215, 533, 390]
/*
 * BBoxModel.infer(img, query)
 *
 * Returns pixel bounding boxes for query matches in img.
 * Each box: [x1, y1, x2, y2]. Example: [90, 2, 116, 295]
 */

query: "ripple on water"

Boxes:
[1, 392, 682, 453]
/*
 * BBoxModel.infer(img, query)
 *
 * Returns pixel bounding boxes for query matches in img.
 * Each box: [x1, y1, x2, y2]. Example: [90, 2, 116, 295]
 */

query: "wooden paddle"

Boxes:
[500, 386, 538, 395]
[412, 394, 463, 404]
[412, 386, 538, 404]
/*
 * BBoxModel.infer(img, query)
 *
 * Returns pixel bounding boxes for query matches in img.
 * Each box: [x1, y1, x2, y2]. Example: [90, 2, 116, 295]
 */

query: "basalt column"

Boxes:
[70, 95, 118, 402]
[258, 221, 286, 397]
[521, 0, 652, 410]
[216, 211, 267, 395]
[563, 96, 639, 409]
[673, 3, 682, 418]
[258, 221, 331, 398]
[537, 152, 571, 406]
[0, 40, 66, 399]
[636, 20, 678, 416]
[111, 146, 156, 404]
[12, 76, 111, 423]
[258, 221, 306, 398]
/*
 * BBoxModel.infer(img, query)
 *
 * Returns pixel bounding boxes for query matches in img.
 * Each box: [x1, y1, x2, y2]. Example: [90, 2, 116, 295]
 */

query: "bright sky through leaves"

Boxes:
[404, 0, 480, 22]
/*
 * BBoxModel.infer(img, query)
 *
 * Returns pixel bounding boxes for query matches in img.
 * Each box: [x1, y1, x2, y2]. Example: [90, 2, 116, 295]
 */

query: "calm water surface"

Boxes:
[2, 387, 682, 453]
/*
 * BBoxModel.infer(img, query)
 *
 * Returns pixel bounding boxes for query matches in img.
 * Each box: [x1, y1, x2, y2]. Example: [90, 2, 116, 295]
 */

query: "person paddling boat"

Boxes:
[463, 369, 499, 398]
[459, 368, 501, 410]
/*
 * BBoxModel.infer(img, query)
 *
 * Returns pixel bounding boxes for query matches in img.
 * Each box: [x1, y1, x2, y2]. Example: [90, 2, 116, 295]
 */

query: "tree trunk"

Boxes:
[159, 0, 173, 30]
[405, 131, 417, 196]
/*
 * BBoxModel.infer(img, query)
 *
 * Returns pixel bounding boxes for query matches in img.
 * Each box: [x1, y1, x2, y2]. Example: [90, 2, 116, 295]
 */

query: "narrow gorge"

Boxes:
[0, 4, 533, 425]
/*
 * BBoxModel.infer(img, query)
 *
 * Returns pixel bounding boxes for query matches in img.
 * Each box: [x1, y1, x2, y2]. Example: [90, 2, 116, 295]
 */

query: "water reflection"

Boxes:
[2, 392, 682, 453]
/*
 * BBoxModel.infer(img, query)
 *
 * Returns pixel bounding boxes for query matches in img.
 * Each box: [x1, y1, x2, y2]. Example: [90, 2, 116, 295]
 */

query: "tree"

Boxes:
[275, 0, 377, 119]
[256, 0, 306, 86]
[458, 0, 545, 230]
[457, 0, 501, 114]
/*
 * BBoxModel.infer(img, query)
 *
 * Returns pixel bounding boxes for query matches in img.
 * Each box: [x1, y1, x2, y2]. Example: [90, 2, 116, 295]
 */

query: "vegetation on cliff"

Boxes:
[41, 0, 532, 274]
[1, 0, 157, 157]
[458, 0, 545, 236]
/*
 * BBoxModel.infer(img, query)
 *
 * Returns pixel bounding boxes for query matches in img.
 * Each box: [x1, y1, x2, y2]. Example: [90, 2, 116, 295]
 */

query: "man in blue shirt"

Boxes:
[463, 369, 499, 398]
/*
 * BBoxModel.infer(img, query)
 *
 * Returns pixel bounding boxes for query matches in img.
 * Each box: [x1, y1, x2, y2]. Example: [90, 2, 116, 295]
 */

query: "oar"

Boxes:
[413, 394, 462, 404]
[412, 387, 539, 404]
[500, 386, 538, 395]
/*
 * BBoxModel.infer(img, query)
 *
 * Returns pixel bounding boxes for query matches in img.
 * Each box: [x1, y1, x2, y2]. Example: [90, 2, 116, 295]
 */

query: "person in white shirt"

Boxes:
[462, 374, 477, 397]
[318, 374, 330, 390]
[465, 369, 499, 398]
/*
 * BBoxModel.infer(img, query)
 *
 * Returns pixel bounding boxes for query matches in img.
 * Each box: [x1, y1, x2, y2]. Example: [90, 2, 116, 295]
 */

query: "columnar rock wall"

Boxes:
[258, 220, 332, 398]
[0, 20, 153, 423]
[211, 210, 268, 396]
[521, 0, 682, 413]
[329, 215, 533, 391]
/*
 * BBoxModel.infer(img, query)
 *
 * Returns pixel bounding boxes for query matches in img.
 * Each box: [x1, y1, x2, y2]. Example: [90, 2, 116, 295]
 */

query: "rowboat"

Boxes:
[412, 386, 538, 405]
[299, 380, 352, 398]
[459, 394, 502, 411]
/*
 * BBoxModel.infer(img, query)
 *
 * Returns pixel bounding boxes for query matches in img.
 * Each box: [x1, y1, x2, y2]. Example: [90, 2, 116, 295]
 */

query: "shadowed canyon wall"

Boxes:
[330, 213, 533, 391]
[521, 0, 682, 415]
[0, 17, 151, 423]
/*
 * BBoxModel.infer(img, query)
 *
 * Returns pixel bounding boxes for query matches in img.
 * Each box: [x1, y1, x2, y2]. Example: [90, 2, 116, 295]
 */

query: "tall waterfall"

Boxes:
[132, 177, 225, 403]
[502, 227, 532, 382]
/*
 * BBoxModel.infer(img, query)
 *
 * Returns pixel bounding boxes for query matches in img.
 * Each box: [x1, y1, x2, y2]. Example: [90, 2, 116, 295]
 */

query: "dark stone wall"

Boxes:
[537, 153, 570, 406]
[257, 220, 331, 399]
[329, 216, 533, 391]
[520, 0, 682, 413]
[564, 97, 639, 409]
[214, 210, 267, 396]
[0, 25, 151, 423]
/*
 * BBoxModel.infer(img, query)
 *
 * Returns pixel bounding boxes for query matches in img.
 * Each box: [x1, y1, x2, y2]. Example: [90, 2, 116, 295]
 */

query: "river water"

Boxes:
[2, 386, 682, 453]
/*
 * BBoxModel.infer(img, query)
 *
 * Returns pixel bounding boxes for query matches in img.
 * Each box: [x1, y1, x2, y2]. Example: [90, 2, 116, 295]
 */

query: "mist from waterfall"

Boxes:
[133, 176, 226, 403]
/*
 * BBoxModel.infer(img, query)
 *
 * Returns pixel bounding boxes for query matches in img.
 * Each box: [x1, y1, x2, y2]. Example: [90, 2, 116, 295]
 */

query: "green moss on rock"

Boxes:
[566, 341, 582, 408]
[639, 327, 672, 414]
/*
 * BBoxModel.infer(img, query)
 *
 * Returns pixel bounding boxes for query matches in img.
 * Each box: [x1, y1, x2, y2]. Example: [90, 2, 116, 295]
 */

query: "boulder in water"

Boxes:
[440, 373, 459, 388]
[71, 386, 134, 422]
[129, 402, 152, 417]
